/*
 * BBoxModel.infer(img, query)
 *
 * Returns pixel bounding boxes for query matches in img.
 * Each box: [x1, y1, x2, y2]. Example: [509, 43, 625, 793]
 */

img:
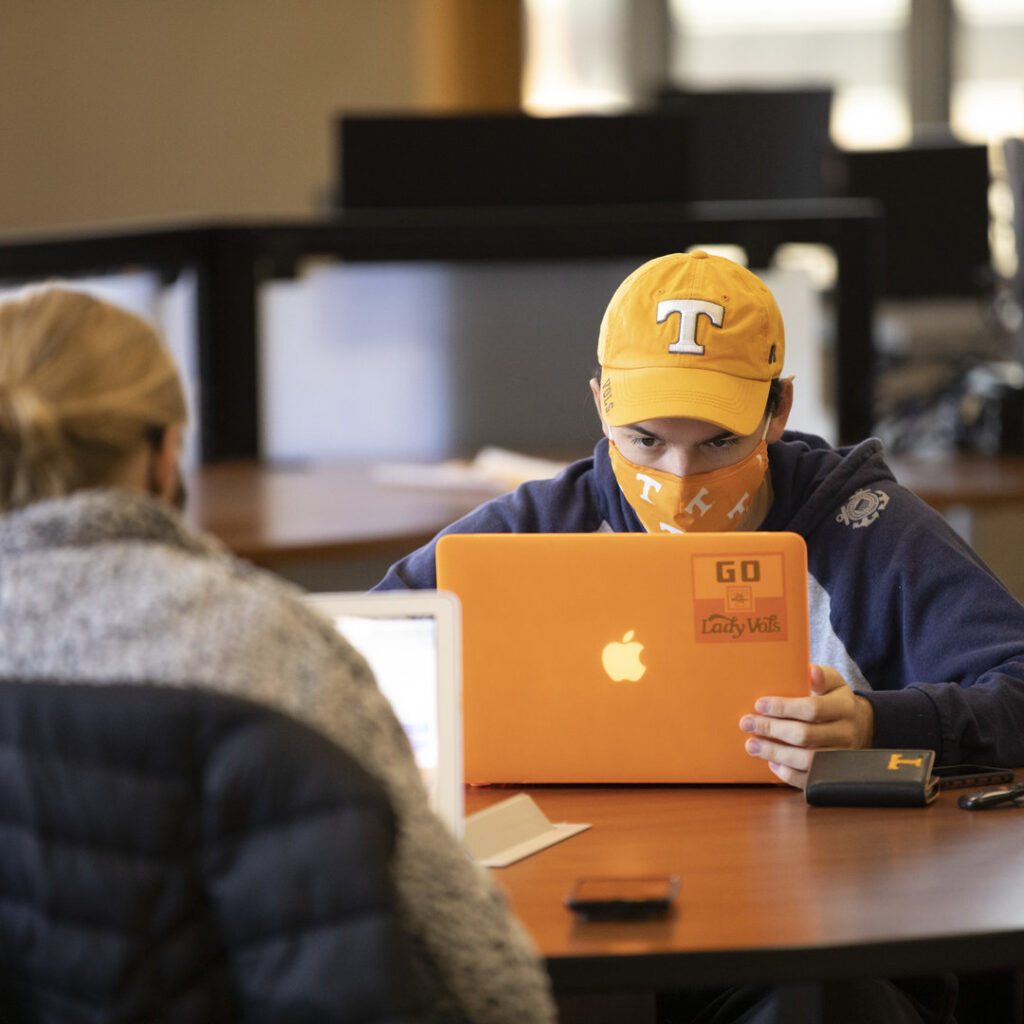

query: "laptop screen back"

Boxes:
[304, 590, 463, 835]
[437, 531, 810, 785]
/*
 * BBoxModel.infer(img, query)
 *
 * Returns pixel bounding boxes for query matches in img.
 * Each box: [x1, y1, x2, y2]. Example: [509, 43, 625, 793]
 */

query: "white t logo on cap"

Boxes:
[658, 299, 724, 355]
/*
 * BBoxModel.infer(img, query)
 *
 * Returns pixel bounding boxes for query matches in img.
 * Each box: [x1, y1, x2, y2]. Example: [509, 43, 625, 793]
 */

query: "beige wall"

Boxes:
[0, 1, 427, 230]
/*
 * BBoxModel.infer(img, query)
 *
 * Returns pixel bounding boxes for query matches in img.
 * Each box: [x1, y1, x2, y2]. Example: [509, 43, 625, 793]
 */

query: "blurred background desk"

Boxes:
[887, 453, 1024, 511]
[186, 454, 1024, 597]
[185, 459, 499, 590]
[0, 200, 880, 464]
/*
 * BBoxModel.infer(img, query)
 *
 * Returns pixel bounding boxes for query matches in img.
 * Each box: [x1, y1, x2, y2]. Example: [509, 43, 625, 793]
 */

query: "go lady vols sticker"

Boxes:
[691, 552, 789, 643]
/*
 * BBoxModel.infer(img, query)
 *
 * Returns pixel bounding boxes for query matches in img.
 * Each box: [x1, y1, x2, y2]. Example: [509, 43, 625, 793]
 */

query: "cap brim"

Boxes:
[600, 365, 772, 435]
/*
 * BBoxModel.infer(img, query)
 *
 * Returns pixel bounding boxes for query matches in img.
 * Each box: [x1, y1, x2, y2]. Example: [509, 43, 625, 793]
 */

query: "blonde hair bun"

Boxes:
[0, 286, 187, 511]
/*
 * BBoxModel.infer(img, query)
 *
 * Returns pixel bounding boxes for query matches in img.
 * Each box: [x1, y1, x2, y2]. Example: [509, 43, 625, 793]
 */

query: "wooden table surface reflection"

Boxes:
[465, 784, 1024, 994]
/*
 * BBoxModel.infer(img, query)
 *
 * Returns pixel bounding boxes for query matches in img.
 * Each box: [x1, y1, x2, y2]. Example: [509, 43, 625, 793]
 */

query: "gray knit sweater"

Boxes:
[0, 489, 556, 1024]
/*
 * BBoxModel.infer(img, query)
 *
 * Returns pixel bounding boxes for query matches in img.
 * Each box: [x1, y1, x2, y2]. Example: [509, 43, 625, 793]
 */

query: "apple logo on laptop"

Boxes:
[601, 630, 646, 681]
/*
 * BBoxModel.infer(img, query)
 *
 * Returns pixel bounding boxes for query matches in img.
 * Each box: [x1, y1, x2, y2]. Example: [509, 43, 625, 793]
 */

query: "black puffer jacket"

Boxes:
[0, 679, 427, 1023]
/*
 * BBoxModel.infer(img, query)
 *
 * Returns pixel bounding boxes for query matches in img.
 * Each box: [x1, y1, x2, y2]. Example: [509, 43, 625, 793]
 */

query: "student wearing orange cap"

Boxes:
[378, 251, 1024, 798]
[379, 250, 1004, 1020]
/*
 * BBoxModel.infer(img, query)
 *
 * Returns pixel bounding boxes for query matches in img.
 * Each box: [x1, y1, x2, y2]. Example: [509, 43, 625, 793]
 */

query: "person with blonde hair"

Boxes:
[0, 285, 556, 1024]
[0, 285, 188, 512]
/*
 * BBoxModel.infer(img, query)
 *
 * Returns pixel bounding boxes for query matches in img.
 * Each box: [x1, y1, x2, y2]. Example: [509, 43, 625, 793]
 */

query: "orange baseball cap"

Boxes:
[597, 251, 785, 435]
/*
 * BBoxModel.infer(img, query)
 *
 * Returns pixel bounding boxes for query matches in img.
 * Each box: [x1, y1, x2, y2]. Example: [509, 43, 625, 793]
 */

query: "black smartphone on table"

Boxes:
[566, 875, 679, 920]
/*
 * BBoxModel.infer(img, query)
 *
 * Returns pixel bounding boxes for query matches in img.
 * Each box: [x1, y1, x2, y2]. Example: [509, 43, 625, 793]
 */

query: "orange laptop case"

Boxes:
[436, 532, 810, 785]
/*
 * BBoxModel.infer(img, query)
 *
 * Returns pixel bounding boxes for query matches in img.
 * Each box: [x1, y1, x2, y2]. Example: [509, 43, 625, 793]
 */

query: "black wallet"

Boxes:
[805, 749, 940, 807]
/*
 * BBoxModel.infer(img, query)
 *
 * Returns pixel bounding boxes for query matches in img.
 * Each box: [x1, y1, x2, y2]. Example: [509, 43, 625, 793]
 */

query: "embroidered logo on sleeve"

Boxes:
[836, 488, 890, 528]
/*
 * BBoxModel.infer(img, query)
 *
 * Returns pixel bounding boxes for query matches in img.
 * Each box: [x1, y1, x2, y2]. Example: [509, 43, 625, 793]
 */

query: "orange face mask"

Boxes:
[609, 434, 770, 534]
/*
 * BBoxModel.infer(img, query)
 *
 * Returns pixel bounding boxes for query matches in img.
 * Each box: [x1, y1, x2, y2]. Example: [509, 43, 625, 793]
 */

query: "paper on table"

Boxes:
[463, 793, 590, 868]
[373, 447, 569, 493]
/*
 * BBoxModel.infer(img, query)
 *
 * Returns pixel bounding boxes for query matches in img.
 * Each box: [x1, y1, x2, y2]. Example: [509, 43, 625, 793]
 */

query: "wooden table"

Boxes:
[185, 460, 498, 568]
[466, 784, 1024, 997]
[183, 458, 1024, 1016]
[186, 454, 1024, 569]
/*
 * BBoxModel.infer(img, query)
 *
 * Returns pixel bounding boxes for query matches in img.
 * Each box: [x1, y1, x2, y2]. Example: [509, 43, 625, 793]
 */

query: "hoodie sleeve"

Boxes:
[801, 459, 1024, 767]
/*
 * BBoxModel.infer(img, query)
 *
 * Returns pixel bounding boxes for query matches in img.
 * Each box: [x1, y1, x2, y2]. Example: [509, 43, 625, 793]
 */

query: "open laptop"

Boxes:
[436, 532, 810, 785]
[304, 590, 463, 835]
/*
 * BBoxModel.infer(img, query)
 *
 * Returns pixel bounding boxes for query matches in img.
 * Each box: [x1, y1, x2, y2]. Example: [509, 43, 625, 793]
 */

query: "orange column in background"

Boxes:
[412, 0, 523, 112]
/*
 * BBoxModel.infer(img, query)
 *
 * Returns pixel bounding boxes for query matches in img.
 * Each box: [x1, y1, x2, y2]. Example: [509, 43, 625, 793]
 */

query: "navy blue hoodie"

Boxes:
[376, 432, 1024, 766]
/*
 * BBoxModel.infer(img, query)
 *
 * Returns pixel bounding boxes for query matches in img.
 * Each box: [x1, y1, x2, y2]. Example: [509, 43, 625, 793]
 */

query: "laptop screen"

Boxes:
[304, 591, 463, 836]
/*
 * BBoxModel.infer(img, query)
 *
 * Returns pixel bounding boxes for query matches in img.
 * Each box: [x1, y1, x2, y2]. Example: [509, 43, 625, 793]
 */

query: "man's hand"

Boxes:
[739, 664, 875, 789]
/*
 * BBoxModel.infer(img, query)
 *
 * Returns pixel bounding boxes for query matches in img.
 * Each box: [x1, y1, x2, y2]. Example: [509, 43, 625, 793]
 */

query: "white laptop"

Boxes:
[304, 590, 463, 837]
